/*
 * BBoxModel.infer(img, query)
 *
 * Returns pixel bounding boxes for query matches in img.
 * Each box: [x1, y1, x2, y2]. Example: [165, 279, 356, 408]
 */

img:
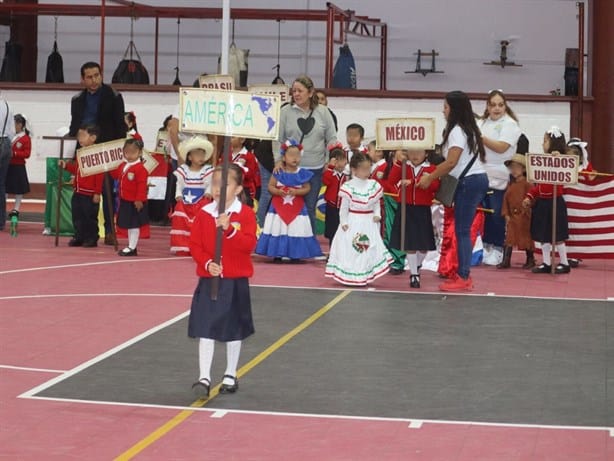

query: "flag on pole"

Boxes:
[563, 176, 614, 259]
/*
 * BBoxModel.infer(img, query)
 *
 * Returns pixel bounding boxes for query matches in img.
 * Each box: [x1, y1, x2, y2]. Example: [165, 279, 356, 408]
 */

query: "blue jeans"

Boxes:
[454, 173, 489, 279]
[483, 188, 506, 247]
[0, 138, 11, 229]
[256, 163, 272, 227]
[304, 166, 324, 234]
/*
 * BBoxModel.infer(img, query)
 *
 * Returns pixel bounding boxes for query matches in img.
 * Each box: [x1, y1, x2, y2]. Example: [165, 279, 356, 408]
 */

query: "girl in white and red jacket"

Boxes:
[188, 163, 257, 399]
[389, 149, 440, 288]
[7, 114, 31, 216]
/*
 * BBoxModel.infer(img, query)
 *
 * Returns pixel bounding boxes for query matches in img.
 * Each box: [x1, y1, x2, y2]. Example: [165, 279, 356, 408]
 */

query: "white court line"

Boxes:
[0, 257, 190, 276]
[19, 394, 614, 435]
[18, 310, 189, 398]
[0, 293, 192, 301]
[0, 364, 67, 374]
[250, 284, 612, 303]
[211, 410, 228, 419]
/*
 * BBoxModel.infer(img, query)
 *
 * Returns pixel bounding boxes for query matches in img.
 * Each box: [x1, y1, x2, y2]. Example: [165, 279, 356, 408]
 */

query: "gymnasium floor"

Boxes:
[1, 217, 613, 460]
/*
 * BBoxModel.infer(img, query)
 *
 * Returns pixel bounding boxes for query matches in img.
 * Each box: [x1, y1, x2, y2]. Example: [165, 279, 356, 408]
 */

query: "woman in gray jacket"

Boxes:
[277, 75, 337, 233]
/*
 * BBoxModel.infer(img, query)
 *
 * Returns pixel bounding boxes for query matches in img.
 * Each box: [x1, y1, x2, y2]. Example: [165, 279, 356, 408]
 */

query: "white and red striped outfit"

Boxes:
[170, 164, 214, 255]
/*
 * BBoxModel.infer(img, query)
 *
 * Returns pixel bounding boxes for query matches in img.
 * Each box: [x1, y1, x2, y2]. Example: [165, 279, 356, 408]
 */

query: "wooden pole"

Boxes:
[577, 2, 585, 139]
[211, 136, 231, 301]
[400, 160, 406, 252]
[551, 186, 557, 274]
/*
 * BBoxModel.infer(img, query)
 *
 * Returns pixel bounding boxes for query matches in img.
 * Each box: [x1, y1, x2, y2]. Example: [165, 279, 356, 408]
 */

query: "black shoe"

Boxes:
[118, 247, 138, 256]
[555, 264, 571, 274]
[569, 258, 581, 268]
[410, 274, 421, 288]
[531, 263, 551, 274]
[8, 209, 19, 218]
[219, 375, 239, 394]
[191, 378, 211, 399]
[82, 240, 98, 248]
[68, 238, 83, 247]
[389, 268, 405, 275]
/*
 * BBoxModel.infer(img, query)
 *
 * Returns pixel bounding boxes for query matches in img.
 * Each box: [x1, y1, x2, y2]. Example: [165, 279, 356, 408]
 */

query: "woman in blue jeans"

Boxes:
[418, 91, 488, 292]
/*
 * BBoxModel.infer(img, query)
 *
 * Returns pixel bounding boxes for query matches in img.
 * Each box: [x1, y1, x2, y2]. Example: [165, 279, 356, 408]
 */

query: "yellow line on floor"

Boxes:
[114, 289, 352, 461]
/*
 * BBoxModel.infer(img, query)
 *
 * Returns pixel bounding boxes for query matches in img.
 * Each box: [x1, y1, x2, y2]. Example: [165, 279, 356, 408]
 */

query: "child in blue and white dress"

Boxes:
[326, 153, 392, 286]
[255, 140, 323, 261]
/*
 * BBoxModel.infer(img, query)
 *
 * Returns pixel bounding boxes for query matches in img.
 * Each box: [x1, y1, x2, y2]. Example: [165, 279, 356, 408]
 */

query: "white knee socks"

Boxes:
[556, 243, 569, 265]
[128, 228, 139, 250]
[198, 338, 215, 383]
[199, 339, 242, 385]
[14, 194, 23, 211]
[541, 243, 552, 265]
[224, 340, 242, 384]
[407, 252, 425, 276]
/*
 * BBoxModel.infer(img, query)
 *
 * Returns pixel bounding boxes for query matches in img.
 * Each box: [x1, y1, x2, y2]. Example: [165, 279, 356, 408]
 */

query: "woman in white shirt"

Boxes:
[418, 91, 488, 292]
[480, 90, 522, 266]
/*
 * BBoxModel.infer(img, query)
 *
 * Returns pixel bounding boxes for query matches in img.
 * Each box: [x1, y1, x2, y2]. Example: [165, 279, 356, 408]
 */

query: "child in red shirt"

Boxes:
[59, 124, 104, 247]
[322, 145, 348, 246]
[7, 114, 31, 216]
[230, 136, 259, 207]
[188, 164, 257, 399]
[389, 149, 440, 288]
[110, 138, 149, 256]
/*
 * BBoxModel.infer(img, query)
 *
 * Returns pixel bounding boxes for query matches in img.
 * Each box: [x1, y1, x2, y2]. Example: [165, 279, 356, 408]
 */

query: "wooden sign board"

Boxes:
[248, 84, 291, 105]
[154, 130, 169, 155]
[526, 153, 578, 185]
[77, 138, 159, 177]
[179, 87, 281, 140]
[375, 117, 436, 150]
[199, 74, 234, 91]
[77, 139, 126, 177]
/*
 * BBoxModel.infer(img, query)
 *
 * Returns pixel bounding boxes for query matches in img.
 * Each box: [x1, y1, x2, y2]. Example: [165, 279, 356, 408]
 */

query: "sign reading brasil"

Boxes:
[526, 153, 578, 185]
[375, 117, 436, 150]
[179, 88, 281, 140]
[77, 138, 159, 177]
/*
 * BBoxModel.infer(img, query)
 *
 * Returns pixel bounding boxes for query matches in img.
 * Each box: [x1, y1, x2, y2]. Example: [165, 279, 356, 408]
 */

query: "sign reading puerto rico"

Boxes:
[248, 84, 291, 105]
[527, 153, 578, 185]
[77, 139, 159, 177]
[179, 88, 280, 140]
[199, 74, 234, 91]
[375, 117, 436, 150]
[77, 139, 126, 177]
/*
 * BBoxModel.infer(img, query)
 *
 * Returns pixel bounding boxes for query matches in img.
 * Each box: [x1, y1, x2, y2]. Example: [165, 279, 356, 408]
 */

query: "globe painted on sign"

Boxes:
[251, 96, 276, 133]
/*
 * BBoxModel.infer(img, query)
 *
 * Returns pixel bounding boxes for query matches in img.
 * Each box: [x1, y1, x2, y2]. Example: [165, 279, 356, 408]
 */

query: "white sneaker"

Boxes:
[483, 247, 503, 266]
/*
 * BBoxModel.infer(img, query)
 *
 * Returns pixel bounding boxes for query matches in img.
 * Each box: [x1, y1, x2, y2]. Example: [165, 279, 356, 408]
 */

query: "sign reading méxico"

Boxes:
[179, 88, 281, 140]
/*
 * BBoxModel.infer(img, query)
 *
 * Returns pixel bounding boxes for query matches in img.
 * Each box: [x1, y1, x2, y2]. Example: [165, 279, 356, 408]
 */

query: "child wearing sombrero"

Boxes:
[498, 154, 535, 269]
[170, 136, 215, 255]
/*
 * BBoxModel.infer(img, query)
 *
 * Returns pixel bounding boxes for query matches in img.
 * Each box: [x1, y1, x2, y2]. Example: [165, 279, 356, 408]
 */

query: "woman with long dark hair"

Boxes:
[480, 89, 521, 266]
[418, 91, 489, 291]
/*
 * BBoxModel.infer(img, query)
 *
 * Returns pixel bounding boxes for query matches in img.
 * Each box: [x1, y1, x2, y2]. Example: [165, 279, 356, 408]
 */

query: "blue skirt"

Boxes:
[188, 277, 255, 342]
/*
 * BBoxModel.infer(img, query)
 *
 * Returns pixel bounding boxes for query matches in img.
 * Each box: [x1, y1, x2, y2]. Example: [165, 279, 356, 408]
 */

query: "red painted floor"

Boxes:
[1, 222, 613, 460]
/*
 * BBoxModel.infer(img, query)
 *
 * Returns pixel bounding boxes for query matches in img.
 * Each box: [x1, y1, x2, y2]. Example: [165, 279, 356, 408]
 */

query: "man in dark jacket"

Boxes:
[69, 62, 126, 244]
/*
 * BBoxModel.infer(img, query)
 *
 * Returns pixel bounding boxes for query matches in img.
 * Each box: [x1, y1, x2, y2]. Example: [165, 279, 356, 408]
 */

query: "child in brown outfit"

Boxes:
[498, 154, 535, 269]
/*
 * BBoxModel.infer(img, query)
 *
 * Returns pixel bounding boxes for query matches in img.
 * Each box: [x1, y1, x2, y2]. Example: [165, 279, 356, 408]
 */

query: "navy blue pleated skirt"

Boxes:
[188, 277, 255, 342]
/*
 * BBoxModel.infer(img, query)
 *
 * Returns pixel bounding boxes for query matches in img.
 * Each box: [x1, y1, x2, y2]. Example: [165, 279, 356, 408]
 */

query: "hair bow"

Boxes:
[280, 139, 304, 156]
[547, 126, 563, 138]
[568, 138, 589, 169]
[328, 141, 344, 152]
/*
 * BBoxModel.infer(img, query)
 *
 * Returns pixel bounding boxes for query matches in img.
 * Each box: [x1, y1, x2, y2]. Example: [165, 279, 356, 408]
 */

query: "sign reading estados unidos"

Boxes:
[179, 87, 281, 140]
[375, 117, 436, 150]
[526, 153, 578, 185]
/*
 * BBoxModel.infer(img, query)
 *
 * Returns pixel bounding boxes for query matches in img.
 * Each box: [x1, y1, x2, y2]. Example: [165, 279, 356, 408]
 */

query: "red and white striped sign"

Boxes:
[564, 176, 614, 259]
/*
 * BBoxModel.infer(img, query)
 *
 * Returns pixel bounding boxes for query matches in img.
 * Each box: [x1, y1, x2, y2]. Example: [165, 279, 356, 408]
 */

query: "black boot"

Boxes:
[496, 246, 512, 269]
[522, 250, 536, 269]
